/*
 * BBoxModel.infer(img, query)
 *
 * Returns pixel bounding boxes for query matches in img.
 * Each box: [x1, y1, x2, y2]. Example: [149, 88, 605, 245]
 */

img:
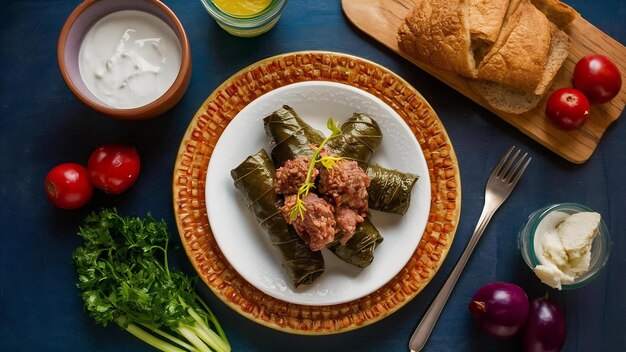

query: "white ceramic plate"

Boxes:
[205, 81, 430, 306]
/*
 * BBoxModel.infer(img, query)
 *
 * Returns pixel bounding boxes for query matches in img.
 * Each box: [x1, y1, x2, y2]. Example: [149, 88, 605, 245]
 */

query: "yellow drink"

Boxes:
[212, 0, 272, 16]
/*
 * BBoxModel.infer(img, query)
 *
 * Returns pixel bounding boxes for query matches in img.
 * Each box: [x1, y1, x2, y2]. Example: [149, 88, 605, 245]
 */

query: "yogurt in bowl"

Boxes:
[58, 0, 191, 120]
[78, 10, 182, 109]
[518, 203, 612, 290]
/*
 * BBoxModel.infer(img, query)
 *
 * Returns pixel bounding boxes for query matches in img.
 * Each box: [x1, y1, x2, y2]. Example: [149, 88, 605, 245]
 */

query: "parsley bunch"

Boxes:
[72, 209, 230, 352]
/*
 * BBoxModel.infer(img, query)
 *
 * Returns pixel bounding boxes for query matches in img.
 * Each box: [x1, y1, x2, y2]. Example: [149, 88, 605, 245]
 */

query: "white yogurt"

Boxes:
[79, 10, 182, 109]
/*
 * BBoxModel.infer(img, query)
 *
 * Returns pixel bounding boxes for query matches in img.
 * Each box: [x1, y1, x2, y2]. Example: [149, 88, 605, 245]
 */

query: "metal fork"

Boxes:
[409, 146, 531, 352]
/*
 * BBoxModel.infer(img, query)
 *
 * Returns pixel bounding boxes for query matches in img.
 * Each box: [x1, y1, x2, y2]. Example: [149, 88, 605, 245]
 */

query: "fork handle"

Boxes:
[409, 206, 496, 352]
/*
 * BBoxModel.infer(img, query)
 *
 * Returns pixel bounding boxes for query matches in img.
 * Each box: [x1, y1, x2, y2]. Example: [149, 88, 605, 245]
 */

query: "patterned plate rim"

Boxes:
[172, 51, 461, 335]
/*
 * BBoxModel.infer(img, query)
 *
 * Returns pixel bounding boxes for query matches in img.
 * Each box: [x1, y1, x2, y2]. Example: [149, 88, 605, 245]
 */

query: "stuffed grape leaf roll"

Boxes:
[366, 165, 418, 215]
[263, 105, 324, 168]
[326, 113, 383, 169]
[262, 108, 383, 268]
[326, 113, 419, 215]
[327, 219, 383, 268]
[231, 149, 325, 287]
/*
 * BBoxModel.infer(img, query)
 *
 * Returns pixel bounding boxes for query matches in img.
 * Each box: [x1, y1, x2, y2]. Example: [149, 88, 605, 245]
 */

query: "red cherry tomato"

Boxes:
[545, 88, 590, 130]
[573, 54, 622, 104]
[88, 145, 141, 194]
[45, 163, 93, 209]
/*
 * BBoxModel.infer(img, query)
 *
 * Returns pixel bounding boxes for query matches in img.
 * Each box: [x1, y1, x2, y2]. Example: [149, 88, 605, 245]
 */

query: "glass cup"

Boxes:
[518, 203, 612, 289]
[200, 0, 288, 37]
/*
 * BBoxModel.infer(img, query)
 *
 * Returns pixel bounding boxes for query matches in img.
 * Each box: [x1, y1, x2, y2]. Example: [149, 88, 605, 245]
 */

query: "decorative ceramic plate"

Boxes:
[173, 51, 461, 334]
[206, 81, 431, 306]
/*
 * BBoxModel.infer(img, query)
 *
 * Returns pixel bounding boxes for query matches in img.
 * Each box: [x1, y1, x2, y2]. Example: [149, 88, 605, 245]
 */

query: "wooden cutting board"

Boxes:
[342, 0, 626, 164]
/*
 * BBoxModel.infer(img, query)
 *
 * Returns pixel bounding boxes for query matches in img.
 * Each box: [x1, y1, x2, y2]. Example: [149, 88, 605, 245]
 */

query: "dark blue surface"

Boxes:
[1, 1, 625, 351]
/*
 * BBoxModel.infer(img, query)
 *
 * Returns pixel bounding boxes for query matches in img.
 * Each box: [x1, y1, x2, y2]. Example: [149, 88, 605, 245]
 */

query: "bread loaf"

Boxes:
[397, 0, 579, 114]
[397, 0, 476, 78]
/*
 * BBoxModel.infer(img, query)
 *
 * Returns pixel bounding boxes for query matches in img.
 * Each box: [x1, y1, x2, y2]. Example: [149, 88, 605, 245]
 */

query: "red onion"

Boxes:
[522, 297, 566, 352]
[468, 282, 529, 339]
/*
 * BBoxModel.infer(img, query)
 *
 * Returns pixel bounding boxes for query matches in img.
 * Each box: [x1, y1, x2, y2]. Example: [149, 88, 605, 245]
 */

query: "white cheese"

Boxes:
[532, 211, 601, 290]
[557, 212, 601, 260]
[534, 264, 575, 289]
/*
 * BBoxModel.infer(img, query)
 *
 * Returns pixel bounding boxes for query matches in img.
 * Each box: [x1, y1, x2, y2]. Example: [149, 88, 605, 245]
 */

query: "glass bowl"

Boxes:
[200, 0, 288, 37]
[518, 203, 611, 290]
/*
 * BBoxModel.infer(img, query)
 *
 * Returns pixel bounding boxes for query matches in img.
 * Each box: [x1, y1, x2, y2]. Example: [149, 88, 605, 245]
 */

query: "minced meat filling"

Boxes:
[281, 193, 336, 251]
[276, 155, 371, 251]
[274, 156, 318, 195]
[318, 159, 370, 216]
[335, 207, 364, 245]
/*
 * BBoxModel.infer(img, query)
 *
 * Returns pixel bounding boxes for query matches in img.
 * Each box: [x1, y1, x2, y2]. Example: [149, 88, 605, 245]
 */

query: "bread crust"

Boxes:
[531, 0, 580, 28]
[469, 0, 510, 44]
[477, 2, 552, 93]
[397, 0, 477, 78]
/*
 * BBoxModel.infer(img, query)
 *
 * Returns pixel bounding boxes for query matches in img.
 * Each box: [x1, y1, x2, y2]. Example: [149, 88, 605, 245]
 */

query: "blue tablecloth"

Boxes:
[1, 1, 624, 351]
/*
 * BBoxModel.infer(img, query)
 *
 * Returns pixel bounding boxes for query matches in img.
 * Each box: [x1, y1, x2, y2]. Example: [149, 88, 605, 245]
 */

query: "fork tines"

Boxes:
[494, 146, 531, 186]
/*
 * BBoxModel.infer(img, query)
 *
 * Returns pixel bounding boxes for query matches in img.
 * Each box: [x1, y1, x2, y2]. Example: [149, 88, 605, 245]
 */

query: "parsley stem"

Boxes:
[124, 323, 186, 352]
[163, 237, 171, 279]
[177, 325, 212, 352]
[188, 308, 231, 352]
[291, 118, 343, 220]
[194, 293, 227, 341]
[141, 324, 197, 351]
[191, 322, 230, 352]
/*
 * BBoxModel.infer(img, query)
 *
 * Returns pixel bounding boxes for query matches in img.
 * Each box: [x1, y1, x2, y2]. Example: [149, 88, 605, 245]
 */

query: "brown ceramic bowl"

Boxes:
[57, 0, 191, 120]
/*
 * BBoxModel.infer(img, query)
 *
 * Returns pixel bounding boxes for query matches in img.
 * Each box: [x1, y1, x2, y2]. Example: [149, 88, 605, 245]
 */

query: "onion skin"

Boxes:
[468, 282, 529, 339]
[522, 297, 566, 352]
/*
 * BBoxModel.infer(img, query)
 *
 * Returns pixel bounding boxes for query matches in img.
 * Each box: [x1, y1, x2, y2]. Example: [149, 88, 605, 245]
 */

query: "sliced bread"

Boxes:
[534, 23, 571, 95]
[469, 0, 510, 45]
[469, 80, 544, 114]
[476, 1, 552, 93]
[470, 22, 570, 113]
